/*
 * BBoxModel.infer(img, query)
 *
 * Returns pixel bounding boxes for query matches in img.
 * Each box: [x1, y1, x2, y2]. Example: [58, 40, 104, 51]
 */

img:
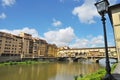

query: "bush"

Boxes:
[76, 63, 117, 80]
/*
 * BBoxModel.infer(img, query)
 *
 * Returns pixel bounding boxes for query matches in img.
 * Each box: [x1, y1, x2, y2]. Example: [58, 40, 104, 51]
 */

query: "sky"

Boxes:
[0, 0, 120, 48]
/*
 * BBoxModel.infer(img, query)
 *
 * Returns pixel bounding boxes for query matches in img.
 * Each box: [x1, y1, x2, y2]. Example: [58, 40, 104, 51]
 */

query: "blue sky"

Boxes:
[0, 0, 120, 48]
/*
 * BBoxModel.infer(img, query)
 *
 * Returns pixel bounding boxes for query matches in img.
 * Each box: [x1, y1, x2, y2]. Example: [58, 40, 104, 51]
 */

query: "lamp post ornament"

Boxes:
[95, 0, 116, 80]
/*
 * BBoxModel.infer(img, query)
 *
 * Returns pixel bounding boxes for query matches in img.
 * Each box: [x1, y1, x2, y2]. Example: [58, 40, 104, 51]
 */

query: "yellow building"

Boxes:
[0, 31, 57, 58]
[0, 32, 22, 56]
[32, 38, 48, 57]
[108, 3, 120, 61]
[19, 32, 33, 58]
[47, 44, 57, 57]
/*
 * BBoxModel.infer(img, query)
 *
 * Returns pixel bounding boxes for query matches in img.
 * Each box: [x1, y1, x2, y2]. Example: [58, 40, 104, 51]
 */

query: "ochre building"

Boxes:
[0, 32, 57, 58]
[108, 3, 120, 61]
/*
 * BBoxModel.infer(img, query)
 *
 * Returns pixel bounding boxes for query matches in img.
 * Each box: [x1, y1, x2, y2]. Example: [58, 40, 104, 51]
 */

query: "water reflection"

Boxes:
[99, 58, 117, 67]
[0, 62, 103, 80]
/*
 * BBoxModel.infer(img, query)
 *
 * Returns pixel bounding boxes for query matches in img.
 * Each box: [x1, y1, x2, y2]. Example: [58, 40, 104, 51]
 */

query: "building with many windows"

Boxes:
[0, 31, 57, 58]
[19, 32, 32, 57]
[0, 32, 22, 56]
[32, 38, 48, 57]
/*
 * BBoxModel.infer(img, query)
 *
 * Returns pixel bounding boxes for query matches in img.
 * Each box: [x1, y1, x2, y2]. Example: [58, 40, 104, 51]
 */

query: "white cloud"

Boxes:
[70, 38, 89, 48]
[0, 27, 39, 38]
[44, 27, 75, 46]
[0, 27, 113, 48]
[2, 0, 16, 7]
[72, 0, 118, 24]
[90, 35, 104, 47]
[43, 26, 105, 48]
[43, 27, 106, 48]
[52, 19, 62, 27]
[72, 0, 99, 24]
[0, 13, 7, 19]
[70, 35, 104, 48]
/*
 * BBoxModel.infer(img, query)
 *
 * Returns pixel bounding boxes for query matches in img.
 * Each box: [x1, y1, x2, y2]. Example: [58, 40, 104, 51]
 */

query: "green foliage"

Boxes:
[76, 63, 117, 80]
[77, 69, 105, 80]
[0, 60, 49, 66]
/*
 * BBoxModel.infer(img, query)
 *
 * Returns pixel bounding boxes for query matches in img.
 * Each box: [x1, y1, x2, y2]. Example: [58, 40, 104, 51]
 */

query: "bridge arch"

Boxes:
[96, 57, 118, 63]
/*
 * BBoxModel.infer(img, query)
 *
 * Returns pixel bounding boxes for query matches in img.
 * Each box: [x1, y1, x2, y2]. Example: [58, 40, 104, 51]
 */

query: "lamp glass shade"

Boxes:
[95, 0, 109, 15]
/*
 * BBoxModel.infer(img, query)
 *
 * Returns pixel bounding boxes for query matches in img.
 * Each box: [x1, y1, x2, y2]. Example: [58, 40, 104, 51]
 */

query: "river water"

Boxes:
[0, 61, 105, 80]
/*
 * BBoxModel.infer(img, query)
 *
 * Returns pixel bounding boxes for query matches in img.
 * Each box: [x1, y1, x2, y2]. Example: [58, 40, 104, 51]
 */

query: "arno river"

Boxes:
[0, 59, 116, 80]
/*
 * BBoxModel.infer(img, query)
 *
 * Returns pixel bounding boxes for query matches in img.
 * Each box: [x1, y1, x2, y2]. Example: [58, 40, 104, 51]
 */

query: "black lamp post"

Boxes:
[95, 0, 116, 80]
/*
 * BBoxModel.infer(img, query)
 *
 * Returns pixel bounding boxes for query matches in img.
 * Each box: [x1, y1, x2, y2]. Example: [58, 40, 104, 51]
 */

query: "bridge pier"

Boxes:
[68, 58, 73, 62]
[57, 57, 65, 61]
[96, 60, 99, 63]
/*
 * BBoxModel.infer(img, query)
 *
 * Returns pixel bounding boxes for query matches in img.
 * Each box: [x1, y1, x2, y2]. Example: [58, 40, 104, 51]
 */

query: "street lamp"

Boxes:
[95, 0, 116, 80]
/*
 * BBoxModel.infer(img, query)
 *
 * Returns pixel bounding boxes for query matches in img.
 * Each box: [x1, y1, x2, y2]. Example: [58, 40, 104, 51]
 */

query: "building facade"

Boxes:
[108, 4, 120, 61]
[0, 32, 57, 58]
[32, 38, 48, 57]
[47, 44, 57, 57]
[19, 32, 32, 58]
[0, 32, 22, 56]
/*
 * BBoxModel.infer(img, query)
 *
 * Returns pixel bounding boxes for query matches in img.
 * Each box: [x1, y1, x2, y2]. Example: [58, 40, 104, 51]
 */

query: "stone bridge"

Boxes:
[57, 47, 118, 62]
[57, 55, 118, 62]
